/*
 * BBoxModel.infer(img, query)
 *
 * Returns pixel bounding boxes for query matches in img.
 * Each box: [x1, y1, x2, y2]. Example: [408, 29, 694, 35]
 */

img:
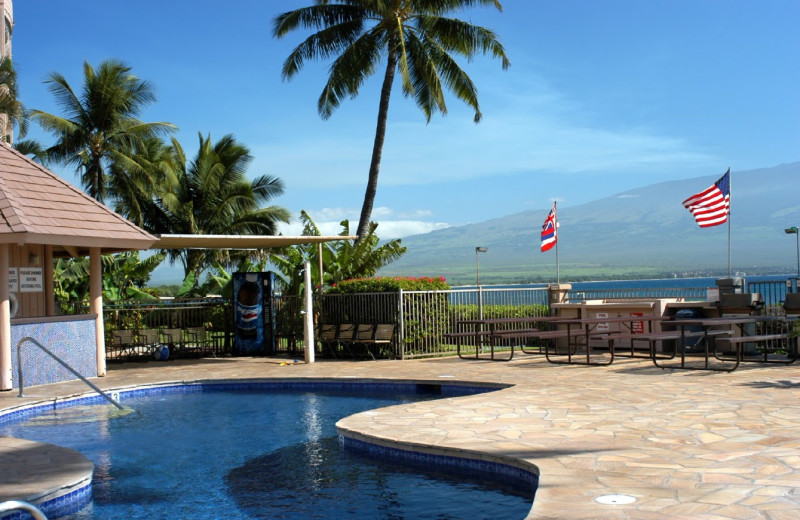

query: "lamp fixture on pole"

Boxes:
[475, 247, 488, 286]
[785, 227, 799, 277]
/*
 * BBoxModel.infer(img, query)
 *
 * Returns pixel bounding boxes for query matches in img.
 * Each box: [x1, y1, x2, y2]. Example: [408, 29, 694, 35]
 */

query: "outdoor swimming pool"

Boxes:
[0, 383, 536, 519]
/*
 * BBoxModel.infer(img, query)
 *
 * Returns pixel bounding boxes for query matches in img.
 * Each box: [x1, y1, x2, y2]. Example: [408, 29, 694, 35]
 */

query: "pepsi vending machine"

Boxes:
[233, 272, 276, 355]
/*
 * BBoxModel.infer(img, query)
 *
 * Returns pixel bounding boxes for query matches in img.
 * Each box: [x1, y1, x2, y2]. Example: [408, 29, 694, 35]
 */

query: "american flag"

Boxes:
[682, 169, 730, 228]
[541, 202, 557, 252]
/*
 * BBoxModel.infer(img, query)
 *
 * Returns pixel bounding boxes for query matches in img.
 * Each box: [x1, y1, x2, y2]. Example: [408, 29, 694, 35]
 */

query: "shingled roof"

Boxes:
[0, 143, 156, 256]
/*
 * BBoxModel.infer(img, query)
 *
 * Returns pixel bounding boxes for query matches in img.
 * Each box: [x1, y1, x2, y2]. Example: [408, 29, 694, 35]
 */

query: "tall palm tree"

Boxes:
[0, 56, 31, 145]
[149, 133, 291, 284]
[30, 59, 175, 203]
[273, 0, 510, 240]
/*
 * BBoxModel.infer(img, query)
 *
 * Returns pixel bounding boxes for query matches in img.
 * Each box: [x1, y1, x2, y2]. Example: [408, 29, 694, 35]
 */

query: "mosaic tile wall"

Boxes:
[10, 317, 97, 389]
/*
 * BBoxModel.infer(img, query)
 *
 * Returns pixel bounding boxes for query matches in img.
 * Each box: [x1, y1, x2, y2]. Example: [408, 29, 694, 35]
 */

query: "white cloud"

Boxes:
[374, 220, 450, 239]
[277, 206, 450, 239]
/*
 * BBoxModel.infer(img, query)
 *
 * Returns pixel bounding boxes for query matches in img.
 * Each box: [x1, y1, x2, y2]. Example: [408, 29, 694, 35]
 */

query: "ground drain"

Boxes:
[595, 494, 636, 505]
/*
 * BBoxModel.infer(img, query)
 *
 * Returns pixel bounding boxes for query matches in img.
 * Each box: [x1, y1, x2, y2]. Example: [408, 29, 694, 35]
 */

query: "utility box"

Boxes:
[233, 271, 277, 356]
[716, 277, 744, 295]
[719, 292, 763, 315]
[582, 301, 657, 348]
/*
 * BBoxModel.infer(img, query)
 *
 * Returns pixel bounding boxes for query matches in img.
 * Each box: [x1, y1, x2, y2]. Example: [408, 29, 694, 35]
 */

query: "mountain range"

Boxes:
[378, 163, 800, 285]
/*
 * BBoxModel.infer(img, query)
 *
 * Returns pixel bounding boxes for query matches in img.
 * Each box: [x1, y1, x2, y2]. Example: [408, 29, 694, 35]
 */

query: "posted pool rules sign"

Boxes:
[19, 268, 43, 292]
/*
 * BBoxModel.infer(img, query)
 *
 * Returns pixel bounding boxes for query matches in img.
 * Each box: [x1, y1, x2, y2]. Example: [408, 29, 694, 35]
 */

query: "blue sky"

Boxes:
[13, 0, 800, 241]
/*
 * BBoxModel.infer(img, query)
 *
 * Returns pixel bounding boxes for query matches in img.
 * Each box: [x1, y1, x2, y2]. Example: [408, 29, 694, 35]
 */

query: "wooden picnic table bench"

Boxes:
[443, 330, 498, 360]
[607, 330, 721, 360]
[715, 332, 796, 364]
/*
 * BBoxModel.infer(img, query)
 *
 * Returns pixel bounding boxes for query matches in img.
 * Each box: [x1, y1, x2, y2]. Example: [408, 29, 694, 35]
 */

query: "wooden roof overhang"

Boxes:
[0, 144, 157, 257]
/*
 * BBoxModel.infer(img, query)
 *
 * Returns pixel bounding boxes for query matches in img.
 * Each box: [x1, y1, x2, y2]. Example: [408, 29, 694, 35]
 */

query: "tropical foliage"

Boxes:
[328, 275, 448, 293]
[53, 251, 165, 306]
[198, 257, 271, 300]
[270, 210, 406, 296]
[0, 57, 28, 144]
[273, 0, 509, 239]
[145, 133, 290, 283]
[30, 59, 176, 203]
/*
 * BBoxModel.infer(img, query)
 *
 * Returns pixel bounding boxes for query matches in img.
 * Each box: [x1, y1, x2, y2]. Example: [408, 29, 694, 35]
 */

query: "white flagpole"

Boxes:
[555, 202, 560, 284]
[727, 167, 731, 277]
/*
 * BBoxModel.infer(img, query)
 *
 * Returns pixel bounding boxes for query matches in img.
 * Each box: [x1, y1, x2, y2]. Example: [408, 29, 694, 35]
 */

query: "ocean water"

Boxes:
[458, 274, 790, 291]
[454, 274, 796, 306]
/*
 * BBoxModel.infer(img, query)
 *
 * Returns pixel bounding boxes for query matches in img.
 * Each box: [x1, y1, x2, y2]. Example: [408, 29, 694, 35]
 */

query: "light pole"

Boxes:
[786, 227, 799, 278]
[475, 247, 488, 286]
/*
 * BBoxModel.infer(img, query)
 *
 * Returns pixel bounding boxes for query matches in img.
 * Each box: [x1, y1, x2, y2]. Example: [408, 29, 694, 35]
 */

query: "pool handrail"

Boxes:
[0, 500, 48, 520]
[16, 336, 125, 410]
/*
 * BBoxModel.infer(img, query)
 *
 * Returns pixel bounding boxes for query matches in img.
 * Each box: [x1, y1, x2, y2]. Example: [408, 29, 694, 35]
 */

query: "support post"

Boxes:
[89, 248, 106, 376]
[303, 260, 315, 364]
[44, 246, 55, 316]
[0, 244, 10, 390]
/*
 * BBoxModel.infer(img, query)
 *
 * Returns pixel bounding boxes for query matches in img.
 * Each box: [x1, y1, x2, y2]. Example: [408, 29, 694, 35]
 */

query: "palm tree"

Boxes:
[30, 59, 176, 203]
[0, 56, 32, 146]
[110, 136, 177, 227]
[149, 133, 291, 284]
[273, 0, 510, 240]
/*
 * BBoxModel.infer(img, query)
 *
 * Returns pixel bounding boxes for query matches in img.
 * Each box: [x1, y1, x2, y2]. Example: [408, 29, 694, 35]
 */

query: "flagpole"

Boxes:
[727, 167, 731, 277]
[555, 202, 560, 284]
[555, 237, 560, 284]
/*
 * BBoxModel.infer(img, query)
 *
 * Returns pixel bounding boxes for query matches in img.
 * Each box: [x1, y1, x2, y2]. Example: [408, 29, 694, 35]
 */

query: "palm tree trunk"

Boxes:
[356, 49, 397, 241]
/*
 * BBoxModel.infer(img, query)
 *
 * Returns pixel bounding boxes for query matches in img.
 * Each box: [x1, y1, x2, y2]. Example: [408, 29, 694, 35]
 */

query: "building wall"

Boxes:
[9, 244, 47, 319]
[11, 315, 98, 389]
[1, 0, 12, 58]
[0, 0, 11, 143]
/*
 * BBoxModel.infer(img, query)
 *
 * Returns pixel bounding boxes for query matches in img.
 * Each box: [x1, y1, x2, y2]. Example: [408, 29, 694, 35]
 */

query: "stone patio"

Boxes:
[1, 355, 798, 519]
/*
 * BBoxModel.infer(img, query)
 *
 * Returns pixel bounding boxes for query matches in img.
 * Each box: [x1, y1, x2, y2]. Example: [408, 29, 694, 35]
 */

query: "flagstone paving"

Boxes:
[1, 355, 798, 519]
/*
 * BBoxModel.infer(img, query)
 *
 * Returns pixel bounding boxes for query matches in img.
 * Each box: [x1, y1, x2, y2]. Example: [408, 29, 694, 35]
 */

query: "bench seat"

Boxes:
[715, 333, 796, 364]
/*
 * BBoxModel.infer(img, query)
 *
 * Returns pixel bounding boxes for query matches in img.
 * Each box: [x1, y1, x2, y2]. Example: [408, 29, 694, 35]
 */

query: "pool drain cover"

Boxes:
[595, 494, 636, 505]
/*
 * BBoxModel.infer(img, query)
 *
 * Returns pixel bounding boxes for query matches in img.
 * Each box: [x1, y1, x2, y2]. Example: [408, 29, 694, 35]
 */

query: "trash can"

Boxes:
[673, 308, 705, 353]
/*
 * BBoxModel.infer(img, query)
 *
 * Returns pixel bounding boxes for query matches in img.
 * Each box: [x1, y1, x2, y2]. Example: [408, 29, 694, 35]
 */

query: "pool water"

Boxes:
[1, 386, 535, 519]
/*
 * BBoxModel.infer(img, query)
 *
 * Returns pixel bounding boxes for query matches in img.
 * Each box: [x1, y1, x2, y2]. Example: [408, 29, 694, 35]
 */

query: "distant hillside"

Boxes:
[379, 163, 800, 285]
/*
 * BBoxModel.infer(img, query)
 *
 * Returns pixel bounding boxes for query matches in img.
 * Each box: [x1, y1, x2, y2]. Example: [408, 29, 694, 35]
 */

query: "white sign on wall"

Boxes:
[595, 312, 610, 332]
[19, 267, 43, 293]
[8, 268, 18, 292]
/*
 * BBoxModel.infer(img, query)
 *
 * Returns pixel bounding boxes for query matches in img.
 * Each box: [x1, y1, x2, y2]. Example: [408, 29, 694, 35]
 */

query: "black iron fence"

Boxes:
[97, 277, 799, 361]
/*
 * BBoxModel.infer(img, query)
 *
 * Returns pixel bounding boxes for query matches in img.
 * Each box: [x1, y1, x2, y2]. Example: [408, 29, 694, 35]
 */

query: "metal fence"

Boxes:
[97, 277, 799, 361]
[318, 287, 550, 359]
[747, 279, 796, 310]
[102, 296, 304, 358]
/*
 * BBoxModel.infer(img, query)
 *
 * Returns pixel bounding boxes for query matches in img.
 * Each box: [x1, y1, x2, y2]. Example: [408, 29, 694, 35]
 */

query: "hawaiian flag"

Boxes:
[682, 169, 730, 228]
[541, 202, 557, 252]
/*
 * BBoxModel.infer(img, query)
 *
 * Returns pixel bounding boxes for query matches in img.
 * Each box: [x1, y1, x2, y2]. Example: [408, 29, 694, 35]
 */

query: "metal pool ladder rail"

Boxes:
[0, 500, 48, 520]
[16, 336, 125, 411]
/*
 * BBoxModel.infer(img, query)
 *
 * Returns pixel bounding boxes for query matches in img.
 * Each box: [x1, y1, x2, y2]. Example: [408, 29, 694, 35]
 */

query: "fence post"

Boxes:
[398, 288, 405, 360]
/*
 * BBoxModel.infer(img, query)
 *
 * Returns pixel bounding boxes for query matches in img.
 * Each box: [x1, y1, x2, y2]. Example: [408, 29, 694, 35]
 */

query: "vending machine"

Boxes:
[233, 272, 276, 355]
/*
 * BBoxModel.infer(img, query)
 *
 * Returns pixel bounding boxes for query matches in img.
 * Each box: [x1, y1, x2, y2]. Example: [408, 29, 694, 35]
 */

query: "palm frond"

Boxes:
[318, 26, 384, 118]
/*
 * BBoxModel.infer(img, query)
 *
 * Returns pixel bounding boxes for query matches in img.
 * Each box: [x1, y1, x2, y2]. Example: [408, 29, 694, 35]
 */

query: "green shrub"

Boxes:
[327, 276, 449, 293]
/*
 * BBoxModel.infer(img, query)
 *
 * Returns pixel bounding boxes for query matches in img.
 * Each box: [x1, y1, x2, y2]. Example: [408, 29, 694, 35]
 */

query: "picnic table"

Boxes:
[543, 314, 665, 366]
[653, 315, 795, 371]
[447, 316, 549, 361]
